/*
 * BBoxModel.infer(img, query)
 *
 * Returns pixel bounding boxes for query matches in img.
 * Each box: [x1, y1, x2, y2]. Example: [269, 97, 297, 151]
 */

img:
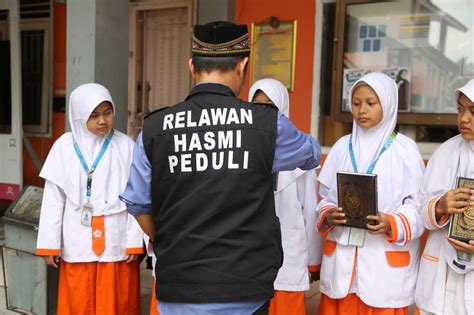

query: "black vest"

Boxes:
[143, 83, 283, 303]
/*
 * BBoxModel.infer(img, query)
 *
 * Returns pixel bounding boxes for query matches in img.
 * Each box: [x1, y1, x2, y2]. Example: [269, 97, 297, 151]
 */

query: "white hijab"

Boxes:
[40, 83, 133, 215]
[420, 79, 474, 274]
[248, 78, 306, 189]
[348, 72, 398, 173]
[69, 83, 115, 163]
[456, 80, 474, 179]
[249, 78, 290, 117]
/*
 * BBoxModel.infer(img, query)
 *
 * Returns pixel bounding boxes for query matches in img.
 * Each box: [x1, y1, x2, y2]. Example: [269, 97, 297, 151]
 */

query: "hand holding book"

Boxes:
[436, 187, 474, 216]
[325, 207, 347, 226]
[447, 238, 474, 255]
[367, 213, 391, 235]
[325, 208, 392, 236]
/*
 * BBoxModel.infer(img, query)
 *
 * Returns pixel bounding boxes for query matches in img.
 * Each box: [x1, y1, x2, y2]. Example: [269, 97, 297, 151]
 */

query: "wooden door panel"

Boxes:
[128, 0, 195, 139]
[145, 8, 190, 111]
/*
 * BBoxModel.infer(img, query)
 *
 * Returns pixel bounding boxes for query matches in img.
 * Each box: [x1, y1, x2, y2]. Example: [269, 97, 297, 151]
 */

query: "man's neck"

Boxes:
[194, 71, 238, 94]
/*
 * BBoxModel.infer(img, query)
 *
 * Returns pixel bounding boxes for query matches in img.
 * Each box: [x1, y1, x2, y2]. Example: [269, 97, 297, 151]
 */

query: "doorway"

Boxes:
[128, 0, 197, 139]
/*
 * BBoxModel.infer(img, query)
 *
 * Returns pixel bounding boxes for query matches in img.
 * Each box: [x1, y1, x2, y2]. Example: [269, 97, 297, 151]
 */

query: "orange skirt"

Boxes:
[57, 260, 140, 315]
[318, 293, 408, 315]
[269, 290, 306, 315]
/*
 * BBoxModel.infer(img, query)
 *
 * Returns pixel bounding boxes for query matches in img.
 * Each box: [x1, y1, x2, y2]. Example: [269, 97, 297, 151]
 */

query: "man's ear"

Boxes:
[237, 57, 249, 76]
[188, 58, 195, 75]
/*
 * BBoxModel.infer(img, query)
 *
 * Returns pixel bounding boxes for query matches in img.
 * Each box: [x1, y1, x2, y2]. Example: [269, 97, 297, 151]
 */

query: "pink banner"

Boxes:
[0, 183, 20, 200]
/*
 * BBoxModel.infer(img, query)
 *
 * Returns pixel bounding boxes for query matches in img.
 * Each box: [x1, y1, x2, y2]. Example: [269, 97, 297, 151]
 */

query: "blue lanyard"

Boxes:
[73, 130, 114, 201]
[349, 131, 396, 174]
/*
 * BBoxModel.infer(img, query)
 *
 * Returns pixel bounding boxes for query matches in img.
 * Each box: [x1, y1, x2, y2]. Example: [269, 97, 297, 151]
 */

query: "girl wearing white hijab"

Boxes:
[415, 79, 474, 315]
[316, 72, 425, 314]
[249, 79, 322, 315]
[36, 83, 144, 314]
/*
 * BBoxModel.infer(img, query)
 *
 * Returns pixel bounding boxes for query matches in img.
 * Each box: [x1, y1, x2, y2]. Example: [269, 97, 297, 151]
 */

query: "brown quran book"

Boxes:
[448, 177, 474, 243]
[337, 172, 378, 229]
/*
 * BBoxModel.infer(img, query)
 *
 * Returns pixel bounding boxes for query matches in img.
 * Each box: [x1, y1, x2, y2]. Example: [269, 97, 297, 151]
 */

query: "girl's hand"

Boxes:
[326, 207, 347, 226]
[44, 256, 60, 268]
[126, 254, 138, 263]
[436, 188, 474, 215]
[367, 213, 390, 235]
[447, 238, 474, 255]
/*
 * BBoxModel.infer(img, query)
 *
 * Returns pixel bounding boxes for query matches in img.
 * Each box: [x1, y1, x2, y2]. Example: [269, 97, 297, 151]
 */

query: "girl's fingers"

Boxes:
[447, 239, 466, 252]
[367, 223, 385, 231]
[331, 219, 347, 225]
[368, 229, 384, 235]
[126, 255, 137, 263]
[457, 193, 473, 201]
[451, 200, 471, 208]
[454, 188, 472, 195]
[331, 212, 346, 218]
[366, 215, 381, 222]
[450, 188, 471, 197]
[447, 207, 467, 214]
[447, 238, 474, 254]
[45, 256, 58, 268]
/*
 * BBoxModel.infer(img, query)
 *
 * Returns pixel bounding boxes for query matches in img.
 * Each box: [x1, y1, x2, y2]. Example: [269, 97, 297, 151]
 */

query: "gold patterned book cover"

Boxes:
[337, 172, 378, 229]
[449, 177, 474, 242]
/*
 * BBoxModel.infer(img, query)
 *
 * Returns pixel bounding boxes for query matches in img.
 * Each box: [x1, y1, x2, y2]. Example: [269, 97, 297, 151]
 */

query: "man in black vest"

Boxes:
[120, 21, 321, 314]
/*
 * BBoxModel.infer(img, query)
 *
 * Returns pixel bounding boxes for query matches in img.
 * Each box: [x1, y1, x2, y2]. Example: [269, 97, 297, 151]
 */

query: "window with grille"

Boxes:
[21, 21, 50, 134]
[20, 0, 51, 134]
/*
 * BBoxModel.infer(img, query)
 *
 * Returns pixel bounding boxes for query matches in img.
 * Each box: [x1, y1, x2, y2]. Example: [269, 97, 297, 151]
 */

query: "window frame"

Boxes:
[331, 0, 458, 126]
[20, 18, 52, 136]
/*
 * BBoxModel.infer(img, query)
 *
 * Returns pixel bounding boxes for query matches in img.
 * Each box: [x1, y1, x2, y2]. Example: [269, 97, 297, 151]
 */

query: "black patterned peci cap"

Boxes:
[192, 21, 250, 57]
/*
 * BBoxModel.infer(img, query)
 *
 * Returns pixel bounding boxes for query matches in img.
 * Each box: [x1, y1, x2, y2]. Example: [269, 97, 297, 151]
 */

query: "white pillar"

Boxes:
[66, 0, 128, 132]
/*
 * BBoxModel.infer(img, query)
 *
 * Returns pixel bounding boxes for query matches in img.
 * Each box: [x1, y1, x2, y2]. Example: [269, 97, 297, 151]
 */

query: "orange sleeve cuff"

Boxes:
[435, 211, 450, 226]
[35, 248, 61, 256]
[126, 247, 145, 255]
[308, 265, 321, 272]
[318, 206, 334, 234]
[385, 214, 398, 243]
[437, 214, 450, 226]
[428, 196, 449, 229]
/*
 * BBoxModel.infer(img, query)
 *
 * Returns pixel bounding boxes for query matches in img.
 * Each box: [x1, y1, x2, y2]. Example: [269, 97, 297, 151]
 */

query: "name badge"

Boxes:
[348, 227, 365, 247]
[81, 203, 93, 227]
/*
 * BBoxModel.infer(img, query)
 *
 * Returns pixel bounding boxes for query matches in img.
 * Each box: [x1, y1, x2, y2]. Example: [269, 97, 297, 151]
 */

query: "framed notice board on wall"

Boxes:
[250, 19, 297, 91]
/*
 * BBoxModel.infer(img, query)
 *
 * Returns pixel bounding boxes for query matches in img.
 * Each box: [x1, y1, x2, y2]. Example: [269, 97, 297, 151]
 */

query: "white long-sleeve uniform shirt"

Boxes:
[274, 169, 322, 291]
[36, 131, 144, 261]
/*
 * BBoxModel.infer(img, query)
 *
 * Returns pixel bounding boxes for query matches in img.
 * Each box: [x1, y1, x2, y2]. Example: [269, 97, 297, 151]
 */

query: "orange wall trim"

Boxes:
[235, 0, 316, 133]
